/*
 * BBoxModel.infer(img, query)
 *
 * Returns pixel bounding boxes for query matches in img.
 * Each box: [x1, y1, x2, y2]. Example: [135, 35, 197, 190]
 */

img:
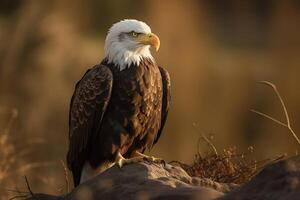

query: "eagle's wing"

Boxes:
[153, 66, 171, 145]
[67, 64, 113, 186]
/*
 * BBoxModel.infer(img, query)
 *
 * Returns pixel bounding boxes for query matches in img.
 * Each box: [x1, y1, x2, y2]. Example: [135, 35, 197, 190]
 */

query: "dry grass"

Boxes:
[60, 160, 70, 193]
[0, 109, 32, 199]
[0, 108, 71, 200]
[0, 108, 18, 184]
[172, 144, 285, 185]
[0, 109, 52, 199]
[171, 123, 286, 185]
[172, 81, 298, 185]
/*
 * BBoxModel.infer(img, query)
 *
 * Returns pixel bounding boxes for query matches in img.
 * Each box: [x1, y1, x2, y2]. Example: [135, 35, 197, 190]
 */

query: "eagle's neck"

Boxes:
[102, 57, 155, 72]
[104, 46, 154, 71]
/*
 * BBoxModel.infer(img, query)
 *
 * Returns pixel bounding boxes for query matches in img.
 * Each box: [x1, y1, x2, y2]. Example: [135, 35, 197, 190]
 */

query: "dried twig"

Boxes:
[251, 81, 300, 146]
[250, 109, 286, 127]
[60, 160, 70, 193]
[9, 194, 29, 200]
[24, 176, 34, 197]
[192, 123, 218, 155]
[7, 176, 35, 200]
[6, 188, 28, 195]
[5, 187, 29, 200]
[3, 108, 18, 134]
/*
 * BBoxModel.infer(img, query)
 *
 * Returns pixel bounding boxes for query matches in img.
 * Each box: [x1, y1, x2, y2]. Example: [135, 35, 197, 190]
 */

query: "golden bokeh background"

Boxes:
[1, 0, 300, 197]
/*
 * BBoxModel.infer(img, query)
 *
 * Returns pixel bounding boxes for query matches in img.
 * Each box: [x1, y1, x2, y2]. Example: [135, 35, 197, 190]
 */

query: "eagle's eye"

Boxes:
[131, 31, 138, 37]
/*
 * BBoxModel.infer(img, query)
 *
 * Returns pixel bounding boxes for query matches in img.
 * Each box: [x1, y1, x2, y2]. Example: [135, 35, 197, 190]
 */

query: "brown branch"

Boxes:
[251, 81, 300, 146]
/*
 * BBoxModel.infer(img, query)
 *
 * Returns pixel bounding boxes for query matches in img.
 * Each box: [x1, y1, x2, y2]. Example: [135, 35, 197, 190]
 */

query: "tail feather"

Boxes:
[72, 168, 81, 187]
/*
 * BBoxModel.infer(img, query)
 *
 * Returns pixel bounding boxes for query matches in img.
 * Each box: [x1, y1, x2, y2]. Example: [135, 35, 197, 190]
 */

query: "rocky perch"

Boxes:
[26, 156, 300, 200]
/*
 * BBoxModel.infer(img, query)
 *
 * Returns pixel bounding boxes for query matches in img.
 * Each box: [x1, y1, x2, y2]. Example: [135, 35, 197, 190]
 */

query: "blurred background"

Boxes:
[1, 0, 300, 197]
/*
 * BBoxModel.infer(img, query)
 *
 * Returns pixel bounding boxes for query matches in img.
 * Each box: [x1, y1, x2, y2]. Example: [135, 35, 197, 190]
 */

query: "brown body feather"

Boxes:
[67, 58, 171, 186]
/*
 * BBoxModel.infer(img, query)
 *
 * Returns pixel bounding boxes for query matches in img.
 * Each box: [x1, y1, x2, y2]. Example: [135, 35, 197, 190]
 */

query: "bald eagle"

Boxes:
[67, 19, 171, 187]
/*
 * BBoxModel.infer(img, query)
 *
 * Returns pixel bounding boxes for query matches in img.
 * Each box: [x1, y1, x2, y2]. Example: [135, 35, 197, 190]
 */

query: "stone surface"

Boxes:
[26, 162, 231, 200]
[67, 162, 229, 200]
[219, 156, 300, 200]
[26, 156, 300, 200]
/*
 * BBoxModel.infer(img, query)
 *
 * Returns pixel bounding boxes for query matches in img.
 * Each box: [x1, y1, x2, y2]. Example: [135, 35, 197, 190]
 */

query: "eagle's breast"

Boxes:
[98, 59, 163, 157]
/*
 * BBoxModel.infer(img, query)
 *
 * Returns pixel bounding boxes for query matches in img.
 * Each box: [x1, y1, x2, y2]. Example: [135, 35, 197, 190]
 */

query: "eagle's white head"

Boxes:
[104, 19, 160, 70]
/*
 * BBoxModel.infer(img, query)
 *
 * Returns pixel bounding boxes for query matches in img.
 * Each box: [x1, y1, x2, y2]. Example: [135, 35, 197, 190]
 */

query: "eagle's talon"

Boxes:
[115, 152, 127, 168]
[134, 151, 164, 165]
[150, 156, 156, 162]
[116, 160, 123, 168]
[160, 160, 166, 167]
[115, 152, 146, 168]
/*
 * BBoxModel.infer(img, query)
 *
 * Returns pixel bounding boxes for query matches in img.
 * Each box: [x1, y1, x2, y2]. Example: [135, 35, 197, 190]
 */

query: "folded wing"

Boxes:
[67, 64, 113, 186]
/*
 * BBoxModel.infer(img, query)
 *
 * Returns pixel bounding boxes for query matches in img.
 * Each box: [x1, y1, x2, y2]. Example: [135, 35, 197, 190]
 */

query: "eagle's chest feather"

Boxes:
[113, 63, 162, 118]
[104, 60, 163, 144]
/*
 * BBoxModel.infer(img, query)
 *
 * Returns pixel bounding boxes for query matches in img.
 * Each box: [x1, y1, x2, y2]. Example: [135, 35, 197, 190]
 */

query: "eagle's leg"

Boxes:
[115, 152, 144, 168]
[133, 151, 165, 166]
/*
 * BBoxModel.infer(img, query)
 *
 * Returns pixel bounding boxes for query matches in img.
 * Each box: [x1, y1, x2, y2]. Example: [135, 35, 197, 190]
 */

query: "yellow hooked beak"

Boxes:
[137, 33, 160, 51]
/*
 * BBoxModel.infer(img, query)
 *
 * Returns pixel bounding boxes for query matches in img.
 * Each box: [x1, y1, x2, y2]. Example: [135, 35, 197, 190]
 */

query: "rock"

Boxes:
[26, 156, 300, 200]
[219, 156, 300, 200]
[68, 162, 230, 200]
[26, 162, 230, 200]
